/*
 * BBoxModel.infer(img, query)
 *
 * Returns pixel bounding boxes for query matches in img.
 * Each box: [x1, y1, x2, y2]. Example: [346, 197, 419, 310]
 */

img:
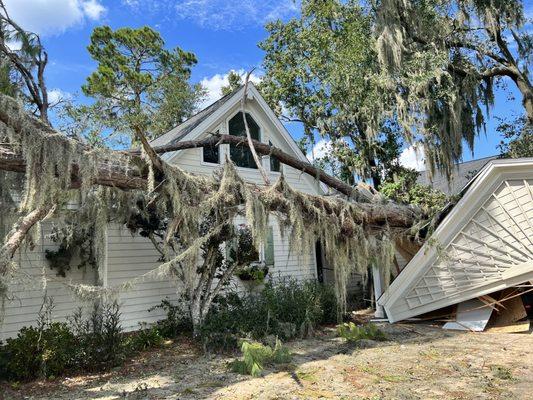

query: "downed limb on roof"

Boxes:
[0, 92, 423, 330]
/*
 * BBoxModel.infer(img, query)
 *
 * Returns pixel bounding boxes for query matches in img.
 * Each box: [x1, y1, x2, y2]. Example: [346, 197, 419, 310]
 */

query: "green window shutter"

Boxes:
[225, 238, 237, 263]
[264, 227, 275, 266]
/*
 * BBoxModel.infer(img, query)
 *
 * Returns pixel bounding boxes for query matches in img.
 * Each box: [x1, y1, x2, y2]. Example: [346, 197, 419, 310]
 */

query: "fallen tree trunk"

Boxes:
[0, 144, 418, 228]
[131, 135, 377, 200]
[0, 205, 54, 265]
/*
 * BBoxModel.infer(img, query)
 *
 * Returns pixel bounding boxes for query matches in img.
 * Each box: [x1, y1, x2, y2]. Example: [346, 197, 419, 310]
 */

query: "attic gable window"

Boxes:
[229, 112, 260, 169]
[203, 134, 220, 164]
[269, 141, 281, 172]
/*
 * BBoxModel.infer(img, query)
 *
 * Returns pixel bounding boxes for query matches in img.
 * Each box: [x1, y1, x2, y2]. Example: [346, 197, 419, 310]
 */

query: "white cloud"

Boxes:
[175, 0, 298, 30]
[48, 88, 72, 105]
[399, 143, 426, 171]
[198, 69, 262, 109]
[3, 0, 107, 36]
[81, 0, 106, 20]
[122, 0, 298, 30]
[306, 139, 332, 162]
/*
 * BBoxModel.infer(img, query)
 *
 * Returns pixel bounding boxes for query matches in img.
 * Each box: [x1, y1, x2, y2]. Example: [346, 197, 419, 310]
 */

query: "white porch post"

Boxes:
[372, 265, 385, 318]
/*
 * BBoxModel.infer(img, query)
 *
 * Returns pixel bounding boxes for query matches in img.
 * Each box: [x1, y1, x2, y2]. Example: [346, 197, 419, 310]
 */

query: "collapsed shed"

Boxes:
[379, 158, 533, 326]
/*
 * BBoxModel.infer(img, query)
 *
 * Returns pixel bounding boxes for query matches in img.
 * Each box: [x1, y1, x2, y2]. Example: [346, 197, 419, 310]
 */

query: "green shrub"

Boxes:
[0, 299, 172, 382]
[0, 298, 77, 381]
[127, 323, 164, 351]
[149, 298, 192, 338]
[230, 339, 291, 377]
[199, 279, 337, 350]
[0, 322, 76, 381]
[69, 301, 125, 371]
[336, 322, 387, 342]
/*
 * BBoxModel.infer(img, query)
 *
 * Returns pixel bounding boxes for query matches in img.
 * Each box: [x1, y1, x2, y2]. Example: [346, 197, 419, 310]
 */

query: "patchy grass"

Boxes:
[1, 323, 531, 400]
[491, 365, 514, 380]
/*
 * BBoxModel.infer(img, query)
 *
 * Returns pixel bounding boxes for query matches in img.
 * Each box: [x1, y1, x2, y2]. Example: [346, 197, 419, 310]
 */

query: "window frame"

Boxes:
[200, 130, 221, 166]
[226, 110, 263, 170]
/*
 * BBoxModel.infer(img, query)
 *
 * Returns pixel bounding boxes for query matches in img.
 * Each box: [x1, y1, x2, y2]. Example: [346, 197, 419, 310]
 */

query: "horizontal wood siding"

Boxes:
[1, 222, 96, 341]
[105, 225, 179, 332]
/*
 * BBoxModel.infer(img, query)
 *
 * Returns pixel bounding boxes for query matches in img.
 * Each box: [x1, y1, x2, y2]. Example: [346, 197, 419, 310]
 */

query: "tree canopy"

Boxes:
[376, 0, 532, 177]
[261, 0, 402, 187]
[77, 26, 205, 146]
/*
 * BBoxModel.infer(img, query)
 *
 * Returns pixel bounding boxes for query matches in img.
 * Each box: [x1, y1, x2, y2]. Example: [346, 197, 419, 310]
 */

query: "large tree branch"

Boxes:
[0, 143, 418, 228]
[241, 69, 270, 185]
[131, 135, 377, 200]
[0, 205, 54, 274]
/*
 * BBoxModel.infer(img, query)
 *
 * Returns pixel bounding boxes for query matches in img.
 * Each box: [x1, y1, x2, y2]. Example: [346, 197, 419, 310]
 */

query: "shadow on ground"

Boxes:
[2, 322, 531, 399]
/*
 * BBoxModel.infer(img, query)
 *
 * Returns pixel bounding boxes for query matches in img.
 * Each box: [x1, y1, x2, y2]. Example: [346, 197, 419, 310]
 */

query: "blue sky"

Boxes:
[4, 0, 528, 170]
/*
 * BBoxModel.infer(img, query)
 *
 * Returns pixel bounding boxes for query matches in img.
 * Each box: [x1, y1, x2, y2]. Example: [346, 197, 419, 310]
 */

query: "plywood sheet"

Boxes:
[485, 321, 530, 333]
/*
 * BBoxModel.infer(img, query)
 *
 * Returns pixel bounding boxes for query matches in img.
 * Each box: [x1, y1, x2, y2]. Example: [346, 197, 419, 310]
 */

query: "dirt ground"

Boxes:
[1, 322, 532, 400]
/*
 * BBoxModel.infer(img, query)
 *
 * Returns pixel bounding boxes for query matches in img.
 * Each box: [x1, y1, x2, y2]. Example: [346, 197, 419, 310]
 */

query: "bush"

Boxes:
[0, 322, 76, 381]
[0, 299, 174, 382]
[0, 298, 77, 381]
[336, 322, 387, 342]
[69, 302, 125, 371]
[127, 323, 164, 351]
[230, 339, 291, 377]
[200, 279, 337, 350]
[149, 298, 192, 338]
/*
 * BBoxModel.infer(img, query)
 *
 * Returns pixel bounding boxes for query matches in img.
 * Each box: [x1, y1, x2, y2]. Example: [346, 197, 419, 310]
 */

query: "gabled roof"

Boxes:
[150, 90, 237, 148]
[380, 158, 533, 322]
[151, 83, 318, 179]
[417, 155, 498, 196]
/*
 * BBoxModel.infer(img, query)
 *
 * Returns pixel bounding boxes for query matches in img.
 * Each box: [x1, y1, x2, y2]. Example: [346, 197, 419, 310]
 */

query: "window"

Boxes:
[229, 112, 260, 169]
[203, 133, 220, 164]
[269, 141, 281, 172]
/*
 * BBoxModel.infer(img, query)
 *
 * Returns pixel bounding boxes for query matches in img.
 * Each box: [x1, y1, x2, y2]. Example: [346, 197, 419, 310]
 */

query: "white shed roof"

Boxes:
[379, 158, 533, 322]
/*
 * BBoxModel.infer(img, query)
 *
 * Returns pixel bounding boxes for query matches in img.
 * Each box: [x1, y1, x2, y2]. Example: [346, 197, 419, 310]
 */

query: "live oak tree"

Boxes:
[260, 0, 402, 188]
[376, 0, 533, 178]
[78, 26, 205, 146]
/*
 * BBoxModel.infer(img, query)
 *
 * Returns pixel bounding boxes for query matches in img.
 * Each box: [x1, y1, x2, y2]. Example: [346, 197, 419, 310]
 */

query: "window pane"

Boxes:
[203, 144, 219, 164]
[229, 112, 260, 169]
[269, 141, 281, 172]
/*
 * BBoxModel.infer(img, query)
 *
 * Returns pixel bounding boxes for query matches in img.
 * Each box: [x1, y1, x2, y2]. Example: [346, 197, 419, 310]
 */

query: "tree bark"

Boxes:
[132, 135, 378, 200]
[0, 205, 54, 274]
[515, 75, 533, 125]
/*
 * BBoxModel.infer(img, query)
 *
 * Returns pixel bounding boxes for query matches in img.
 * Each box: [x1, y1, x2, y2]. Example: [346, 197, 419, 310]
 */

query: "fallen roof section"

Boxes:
[379, 158, 533, 323]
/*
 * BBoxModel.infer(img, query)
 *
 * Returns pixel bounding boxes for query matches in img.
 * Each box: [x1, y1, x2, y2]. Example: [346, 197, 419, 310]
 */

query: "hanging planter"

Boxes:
[236, 262, 270, 283]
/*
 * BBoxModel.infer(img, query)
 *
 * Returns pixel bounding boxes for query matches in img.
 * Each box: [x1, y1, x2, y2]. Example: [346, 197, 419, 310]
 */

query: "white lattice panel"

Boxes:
[406, 179, 533, 309]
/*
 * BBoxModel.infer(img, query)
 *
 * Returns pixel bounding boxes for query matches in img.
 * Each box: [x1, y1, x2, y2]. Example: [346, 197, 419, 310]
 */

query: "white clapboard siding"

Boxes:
[1, 222, 96, 341]
[105, 225, 180, 332]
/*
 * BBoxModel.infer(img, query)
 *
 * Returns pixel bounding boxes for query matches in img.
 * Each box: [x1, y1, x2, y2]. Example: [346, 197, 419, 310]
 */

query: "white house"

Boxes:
[379, 158, 533, 322]
[1, 84, 358, 340]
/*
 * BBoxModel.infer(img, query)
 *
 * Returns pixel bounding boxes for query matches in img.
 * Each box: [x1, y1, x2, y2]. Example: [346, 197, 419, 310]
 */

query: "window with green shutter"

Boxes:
[264, 227, 275, 266]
